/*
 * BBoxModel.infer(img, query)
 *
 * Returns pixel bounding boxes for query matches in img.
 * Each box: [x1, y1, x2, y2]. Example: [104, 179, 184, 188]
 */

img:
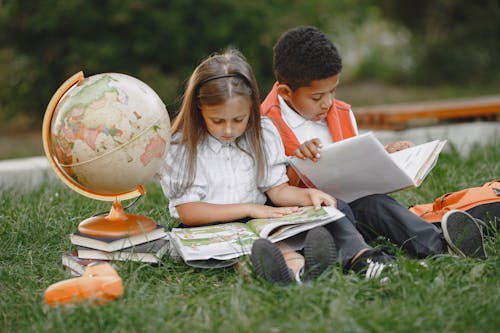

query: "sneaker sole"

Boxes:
[251, 239, 295, 284]
[303, 227, 336, 281]
[442, 210, 486, 259]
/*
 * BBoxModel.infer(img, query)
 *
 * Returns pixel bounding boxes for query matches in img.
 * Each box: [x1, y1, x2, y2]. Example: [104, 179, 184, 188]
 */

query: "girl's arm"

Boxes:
[176, 201, 301, 226]
[266, 183, 337, 209]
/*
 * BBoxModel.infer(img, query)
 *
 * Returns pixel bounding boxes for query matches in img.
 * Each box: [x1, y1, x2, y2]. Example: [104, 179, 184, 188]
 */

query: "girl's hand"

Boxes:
[294, 138, 323, 162]
[247, 204, 300, 219]
[385, 140, 415, 153]
[305, 188, 337, 209]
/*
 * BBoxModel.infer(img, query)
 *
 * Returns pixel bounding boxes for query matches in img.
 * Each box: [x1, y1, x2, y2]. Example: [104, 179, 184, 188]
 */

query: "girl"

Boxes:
[159, 48, 339, 283]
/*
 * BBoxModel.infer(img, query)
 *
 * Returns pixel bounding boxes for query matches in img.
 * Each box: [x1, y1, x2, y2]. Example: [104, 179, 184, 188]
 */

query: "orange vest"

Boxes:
[261, 82, 357, 185]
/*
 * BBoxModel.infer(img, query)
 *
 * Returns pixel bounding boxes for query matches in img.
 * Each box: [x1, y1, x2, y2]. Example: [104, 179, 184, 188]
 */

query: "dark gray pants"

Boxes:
[349, 194, 446, 258]
[323, 199, 370, 268]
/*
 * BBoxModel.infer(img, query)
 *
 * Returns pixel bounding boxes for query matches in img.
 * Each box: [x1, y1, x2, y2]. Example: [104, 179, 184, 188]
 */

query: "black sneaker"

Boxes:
[302, 226, 337, 282]
[441, 210, 487, 259]
[250, 239, 295, 284]
[348, 249, 395, 279]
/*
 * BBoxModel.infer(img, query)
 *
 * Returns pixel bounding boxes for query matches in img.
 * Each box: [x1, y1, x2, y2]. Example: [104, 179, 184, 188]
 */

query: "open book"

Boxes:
[168, 206, 344, 268]
[289, 132, 447, 203]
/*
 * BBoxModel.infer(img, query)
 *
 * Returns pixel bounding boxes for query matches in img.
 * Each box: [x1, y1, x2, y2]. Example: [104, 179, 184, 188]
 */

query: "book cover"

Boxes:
[77, 236, 171, 263]
[70, 224, 167, 252]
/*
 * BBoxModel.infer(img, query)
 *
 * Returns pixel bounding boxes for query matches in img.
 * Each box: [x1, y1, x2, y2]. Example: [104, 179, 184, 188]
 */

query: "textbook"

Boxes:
[289, 132, 447, 203]
[70, 224, 168, 252]
[168, 206, 344, 267]
[61, 252, 110, 276]
[77, 236, 171, 263]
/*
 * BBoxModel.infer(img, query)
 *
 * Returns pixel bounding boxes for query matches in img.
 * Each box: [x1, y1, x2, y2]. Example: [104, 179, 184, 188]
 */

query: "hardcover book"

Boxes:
[77, 236, 171, 263]
[61, 252, 110, 276]
[70, 224, 168, 252]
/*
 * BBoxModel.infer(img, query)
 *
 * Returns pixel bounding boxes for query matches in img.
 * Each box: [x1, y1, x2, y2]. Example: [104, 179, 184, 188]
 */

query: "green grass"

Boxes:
[1, 140, 499, 333]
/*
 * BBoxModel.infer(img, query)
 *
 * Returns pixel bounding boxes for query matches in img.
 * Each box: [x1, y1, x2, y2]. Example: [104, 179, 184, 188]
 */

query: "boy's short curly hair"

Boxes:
[273, 26, 342, 90]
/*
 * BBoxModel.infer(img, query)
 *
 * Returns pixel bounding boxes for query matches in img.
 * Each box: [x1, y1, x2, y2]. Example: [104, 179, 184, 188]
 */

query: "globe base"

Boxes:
[78, 201, 158, 238]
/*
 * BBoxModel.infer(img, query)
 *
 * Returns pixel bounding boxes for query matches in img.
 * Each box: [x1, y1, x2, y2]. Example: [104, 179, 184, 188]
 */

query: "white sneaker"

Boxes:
[348, 249, 395, 279]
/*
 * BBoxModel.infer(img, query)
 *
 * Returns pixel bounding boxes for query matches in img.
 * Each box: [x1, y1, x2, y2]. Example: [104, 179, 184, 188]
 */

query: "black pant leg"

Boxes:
[349, 194, 446, 258]
[324, 199, 370, 268]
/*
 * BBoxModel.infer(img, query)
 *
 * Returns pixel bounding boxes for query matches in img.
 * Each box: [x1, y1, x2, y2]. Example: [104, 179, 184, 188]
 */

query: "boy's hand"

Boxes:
[385, 140, 415, 153]
[294, 138, 323, 162]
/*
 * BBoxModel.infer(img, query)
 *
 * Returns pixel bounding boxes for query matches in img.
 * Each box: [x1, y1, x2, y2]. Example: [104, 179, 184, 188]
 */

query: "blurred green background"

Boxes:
[0, 0, 499, 156]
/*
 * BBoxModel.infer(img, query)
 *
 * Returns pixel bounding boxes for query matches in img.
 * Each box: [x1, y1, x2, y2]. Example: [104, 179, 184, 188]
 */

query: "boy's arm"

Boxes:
[175, 202, 300, 226]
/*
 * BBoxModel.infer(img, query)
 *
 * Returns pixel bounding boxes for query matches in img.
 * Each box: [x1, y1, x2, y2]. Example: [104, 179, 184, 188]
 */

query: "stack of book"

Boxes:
[62, 224, 171, 276]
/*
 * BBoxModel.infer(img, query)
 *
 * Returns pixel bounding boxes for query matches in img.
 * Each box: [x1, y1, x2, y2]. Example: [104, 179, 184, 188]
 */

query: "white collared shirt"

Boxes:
[278, 95, 358, 145]
[160, 117, 288, 218]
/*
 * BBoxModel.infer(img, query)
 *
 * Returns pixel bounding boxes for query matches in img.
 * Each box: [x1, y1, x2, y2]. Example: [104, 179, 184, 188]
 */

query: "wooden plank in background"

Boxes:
[354, 95, 500, 130]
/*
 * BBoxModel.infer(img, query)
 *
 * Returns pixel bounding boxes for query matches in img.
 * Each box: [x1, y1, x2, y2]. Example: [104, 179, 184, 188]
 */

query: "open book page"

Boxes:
[168, 206, 344, 264]
[289, 132, 415, 203]
[169, 223, 258, 261]
[390, 140, 447, 186]
[246, 206, 344, 242]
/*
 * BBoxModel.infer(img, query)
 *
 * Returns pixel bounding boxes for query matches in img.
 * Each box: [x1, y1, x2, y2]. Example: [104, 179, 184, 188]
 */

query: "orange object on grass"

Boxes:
[45, 263, 123, 306]
[410, 180, 500, 223]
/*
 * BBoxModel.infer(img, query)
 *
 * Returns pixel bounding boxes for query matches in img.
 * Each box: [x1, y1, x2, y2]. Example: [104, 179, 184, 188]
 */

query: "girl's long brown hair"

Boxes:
[169, 48, 265, 196]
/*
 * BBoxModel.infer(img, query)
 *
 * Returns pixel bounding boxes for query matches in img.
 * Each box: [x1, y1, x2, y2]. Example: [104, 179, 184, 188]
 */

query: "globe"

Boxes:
[42, 71, 171, 238]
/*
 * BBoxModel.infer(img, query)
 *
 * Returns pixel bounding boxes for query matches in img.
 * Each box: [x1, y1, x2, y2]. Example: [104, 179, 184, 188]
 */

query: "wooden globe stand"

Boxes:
[42, 71, 158, 239]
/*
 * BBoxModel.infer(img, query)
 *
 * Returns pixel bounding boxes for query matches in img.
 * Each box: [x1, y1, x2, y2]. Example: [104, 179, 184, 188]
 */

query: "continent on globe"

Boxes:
[140, 134, 167, 167]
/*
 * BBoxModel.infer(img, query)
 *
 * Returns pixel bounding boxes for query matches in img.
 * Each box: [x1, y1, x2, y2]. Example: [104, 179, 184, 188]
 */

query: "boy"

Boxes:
[261, 26, 487, 268]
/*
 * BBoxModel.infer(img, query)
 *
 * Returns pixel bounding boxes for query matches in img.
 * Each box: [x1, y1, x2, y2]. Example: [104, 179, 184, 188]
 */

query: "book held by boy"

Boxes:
[168, 206, 344, 267]
[289, 132, 447, 203]
[76, 236, 171, 263]
[70, 224, 168, 252]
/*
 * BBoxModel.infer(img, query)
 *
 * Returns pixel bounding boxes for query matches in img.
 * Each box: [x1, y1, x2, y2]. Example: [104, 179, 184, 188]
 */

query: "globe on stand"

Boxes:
[42, 71, 170, 238]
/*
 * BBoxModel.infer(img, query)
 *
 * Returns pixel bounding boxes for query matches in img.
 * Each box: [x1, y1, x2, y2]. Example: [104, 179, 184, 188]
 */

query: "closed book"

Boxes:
[77, 236, 170, 263]
[70, 224, 167, 252]
[61, 252, 109, 276]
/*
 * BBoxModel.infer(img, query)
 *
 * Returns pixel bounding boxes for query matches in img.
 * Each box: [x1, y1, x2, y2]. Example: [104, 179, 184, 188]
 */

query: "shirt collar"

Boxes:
[278, 95, 308, 129]
[206, 134, 236, 153]
[278, 95, 328, 128]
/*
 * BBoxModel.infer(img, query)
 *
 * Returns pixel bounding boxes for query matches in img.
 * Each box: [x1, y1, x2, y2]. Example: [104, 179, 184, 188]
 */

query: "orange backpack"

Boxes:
[410, 180, 500, 223]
